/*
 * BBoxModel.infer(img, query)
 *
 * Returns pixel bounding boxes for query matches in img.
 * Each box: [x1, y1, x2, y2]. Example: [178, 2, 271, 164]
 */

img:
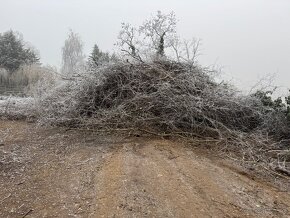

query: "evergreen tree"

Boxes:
[88, 44, 111, 68]
[0, 30, 39, 72]
[89, 44, 102, 66]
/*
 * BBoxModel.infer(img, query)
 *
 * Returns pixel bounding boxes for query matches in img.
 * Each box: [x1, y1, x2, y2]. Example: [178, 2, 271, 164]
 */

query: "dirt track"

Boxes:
[0, 120, 290, 217]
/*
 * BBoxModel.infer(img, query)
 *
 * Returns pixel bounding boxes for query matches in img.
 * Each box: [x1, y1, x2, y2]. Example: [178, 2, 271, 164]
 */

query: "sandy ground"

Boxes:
[0, 120, 290, 218]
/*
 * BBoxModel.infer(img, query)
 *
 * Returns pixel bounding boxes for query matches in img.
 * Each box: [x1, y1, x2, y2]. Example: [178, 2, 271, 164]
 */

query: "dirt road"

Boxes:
[0, 120, 290, 217]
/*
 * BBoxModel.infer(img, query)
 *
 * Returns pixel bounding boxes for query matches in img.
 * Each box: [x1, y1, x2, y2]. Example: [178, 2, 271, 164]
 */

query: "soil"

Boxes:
[0, 120, 290, 218]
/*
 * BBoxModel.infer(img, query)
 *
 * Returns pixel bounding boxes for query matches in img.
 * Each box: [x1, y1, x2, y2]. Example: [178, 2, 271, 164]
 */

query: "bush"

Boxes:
[0, 64, 57, 96]
[252, 90, 290, 140]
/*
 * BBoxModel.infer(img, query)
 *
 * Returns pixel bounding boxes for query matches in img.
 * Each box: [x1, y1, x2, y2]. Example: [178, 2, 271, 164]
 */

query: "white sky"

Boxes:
[0, 0, 290, 92]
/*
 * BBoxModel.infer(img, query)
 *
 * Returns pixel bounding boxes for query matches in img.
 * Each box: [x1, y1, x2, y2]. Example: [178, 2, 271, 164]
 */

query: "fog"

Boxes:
[1, 0, 289, 92]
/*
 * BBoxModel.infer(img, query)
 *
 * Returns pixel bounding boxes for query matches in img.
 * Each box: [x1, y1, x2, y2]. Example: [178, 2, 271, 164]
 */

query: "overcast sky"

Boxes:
[0, 0, 289, 92]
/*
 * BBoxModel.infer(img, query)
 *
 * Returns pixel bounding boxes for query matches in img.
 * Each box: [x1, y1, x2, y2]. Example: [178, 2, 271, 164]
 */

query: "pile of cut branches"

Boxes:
[37, 60, 264, 138]
[2, 59, 289, 181]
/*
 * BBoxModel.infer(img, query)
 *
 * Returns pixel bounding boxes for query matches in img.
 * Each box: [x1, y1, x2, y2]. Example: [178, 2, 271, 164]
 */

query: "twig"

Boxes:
[0, 193, 11, 204]
[275, 167, 290, 177]
[22, 209, 33, 218]
[262, 166, 290, 180]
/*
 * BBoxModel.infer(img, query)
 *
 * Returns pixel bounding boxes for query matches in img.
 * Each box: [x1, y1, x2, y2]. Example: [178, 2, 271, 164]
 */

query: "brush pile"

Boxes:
[1, 59, 289, 181]
[36, 60, 264, 138]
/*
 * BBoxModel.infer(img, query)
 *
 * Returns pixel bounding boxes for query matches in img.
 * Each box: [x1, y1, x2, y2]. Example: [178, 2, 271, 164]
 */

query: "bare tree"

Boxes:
[140, 11, 177, 58]
[181, 38, 201, 67]
[116, 11, 199, 64]
[61, 30, 85, 76]
[116, 23, 142, 62]
[169, 36, 201, 67]
[168, 34, 182, 62]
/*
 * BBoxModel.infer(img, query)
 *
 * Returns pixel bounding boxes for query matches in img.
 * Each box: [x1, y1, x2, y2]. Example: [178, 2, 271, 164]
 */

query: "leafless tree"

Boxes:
[116, 23, 142, 62]
[168, 34, 182, 62]
[61, 30, 85, 76]
[140, 11, 177, 58]
[169, 35, 201, 67]
[181, 38, 201, 67]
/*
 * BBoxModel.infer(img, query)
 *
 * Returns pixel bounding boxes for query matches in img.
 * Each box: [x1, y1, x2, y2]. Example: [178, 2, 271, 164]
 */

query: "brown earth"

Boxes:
[0, 120, 290, 218]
